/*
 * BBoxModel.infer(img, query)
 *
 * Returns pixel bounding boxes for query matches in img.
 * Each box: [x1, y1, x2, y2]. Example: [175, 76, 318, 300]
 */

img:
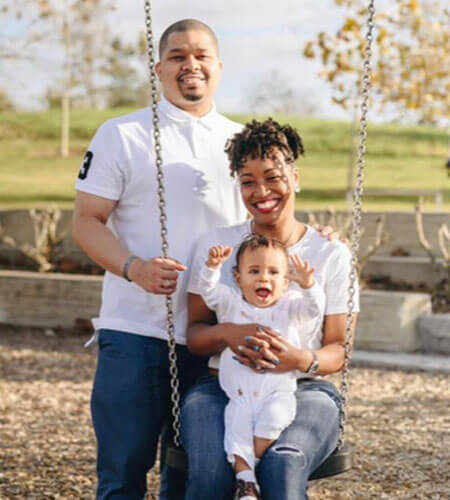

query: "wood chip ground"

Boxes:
[0, 327, 449, 499]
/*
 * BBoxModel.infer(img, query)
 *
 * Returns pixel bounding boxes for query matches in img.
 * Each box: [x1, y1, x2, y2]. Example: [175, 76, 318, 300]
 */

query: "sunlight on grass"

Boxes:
[0, 110, 448, 212]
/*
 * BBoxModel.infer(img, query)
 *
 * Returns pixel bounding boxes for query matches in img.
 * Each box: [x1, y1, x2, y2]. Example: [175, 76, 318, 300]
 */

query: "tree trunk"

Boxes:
[60, 17, 71, 158]
[60, 92, 70, 157]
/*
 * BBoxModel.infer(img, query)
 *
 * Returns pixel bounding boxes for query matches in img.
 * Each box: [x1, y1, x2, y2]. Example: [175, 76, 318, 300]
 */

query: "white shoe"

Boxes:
[235, 479, 261, 500]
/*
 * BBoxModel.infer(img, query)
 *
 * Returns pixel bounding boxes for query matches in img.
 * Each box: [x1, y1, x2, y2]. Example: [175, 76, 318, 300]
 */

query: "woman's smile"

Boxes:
[238, 154, 297, 224]
[253, 198, 281, 213]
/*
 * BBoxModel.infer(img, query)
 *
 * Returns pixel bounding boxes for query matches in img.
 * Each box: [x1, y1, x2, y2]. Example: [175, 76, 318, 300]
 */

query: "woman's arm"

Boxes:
[234, 313, 358, 376]
[310, 312, 358, 375]
[186, 292, 225, 356]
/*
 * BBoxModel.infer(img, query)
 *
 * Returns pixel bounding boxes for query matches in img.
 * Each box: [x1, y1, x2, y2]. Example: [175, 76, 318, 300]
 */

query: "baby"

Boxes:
[197, 234, 325, 500]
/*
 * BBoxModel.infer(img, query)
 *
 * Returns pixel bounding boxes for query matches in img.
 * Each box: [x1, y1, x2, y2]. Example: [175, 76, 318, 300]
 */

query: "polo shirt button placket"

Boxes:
[191, 121, 209, 159]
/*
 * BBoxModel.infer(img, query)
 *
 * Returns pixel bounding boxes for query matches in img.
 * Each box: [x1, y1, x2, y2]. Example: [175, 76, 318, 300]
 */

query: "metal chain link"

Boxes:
[338, 0, 375, 449]
[144, 0, 182, 447]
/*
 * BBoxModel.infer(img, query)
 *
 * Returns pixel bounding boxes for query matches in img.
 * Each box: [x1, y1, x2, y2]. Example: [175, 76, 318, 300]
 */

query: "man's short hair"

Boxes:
[159, 19, 219, 58]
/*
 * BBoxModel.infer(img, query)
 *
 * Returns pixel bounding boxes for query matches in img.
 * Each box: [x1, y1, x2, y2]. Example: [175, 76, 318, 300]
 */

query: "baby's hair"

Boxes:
[234, 234, 289, 271]
[224, 118, 305, 178]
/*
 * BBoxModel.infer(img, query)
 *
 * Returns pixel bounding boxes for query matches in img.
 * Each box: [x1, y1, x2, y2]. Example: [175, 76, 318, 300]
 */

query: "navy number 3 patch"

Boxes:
[78, 151, 93, 180]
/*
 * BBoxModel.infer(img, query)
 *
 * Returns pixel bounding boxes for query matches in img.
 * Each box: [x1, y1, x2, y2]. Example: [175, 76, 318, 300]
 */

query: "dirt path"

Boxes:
[0, 327, 449, 499]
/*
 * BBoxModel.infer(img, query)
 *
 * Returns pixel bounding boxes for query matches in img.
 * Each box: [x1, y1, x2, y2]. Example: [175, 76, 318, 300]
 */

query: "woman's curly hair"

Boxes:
[224, 118, 305, 177]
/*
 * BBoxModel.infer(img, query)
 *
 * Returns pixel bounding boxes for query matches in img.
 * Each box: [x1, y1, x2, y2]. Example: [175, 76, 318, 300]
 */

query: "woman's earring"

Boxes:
[296, 184, 301, 193]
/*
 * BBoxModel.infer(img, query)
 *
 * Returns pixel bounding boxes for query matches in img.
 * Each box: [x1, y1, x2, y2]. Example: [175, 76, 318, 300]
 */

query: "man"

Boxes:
[72, 19, 247, 500]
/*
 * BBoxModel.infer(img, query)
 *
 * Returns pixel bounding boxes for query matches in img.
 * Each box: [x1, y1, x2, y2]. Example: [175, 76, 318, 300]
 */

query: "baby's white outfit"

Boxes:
[197, 265, 326, 470]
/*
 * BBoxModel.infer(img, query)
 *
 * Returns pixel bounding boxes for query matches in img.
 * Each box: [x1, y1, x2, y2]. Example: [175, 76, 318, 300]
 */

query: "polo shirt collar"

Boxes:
[158, 94, 217, 130]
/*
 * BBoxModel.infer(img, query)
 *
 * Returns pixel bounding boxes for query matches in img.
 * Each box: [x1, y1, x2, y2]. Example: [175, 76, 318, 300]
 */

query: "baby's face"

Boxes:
[235, 246, 289, 308]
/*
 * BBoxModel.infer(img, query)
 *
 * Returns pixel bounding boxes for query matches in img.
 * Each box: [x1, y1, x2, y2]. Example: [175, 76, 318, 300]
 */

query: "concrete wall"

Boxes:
[417, 314, 450, 355]
[1, 209, 448, 263]
[1, 209, 447, 287]
[0, 270, 102, 328]
[295, 210, 448, 258]
[0, 209, 88, 268]
[362, 256, 442, 288]
[354, 290, 431, 352]
[0, 270, 433, 353]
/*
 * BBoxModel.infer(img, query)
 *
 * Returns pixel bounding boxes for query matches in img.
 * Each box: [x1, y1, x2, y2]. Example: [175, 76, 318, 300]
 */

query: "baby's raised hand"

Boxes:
[206, 245, 233, 269]
[288, 255, 315, 288]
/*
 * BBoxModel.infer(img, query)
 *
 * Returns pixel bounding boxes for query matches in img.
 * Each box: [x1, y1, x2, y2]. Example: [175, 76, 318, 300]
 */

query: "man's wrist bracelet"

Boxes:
[123, 255, 139, 282]
[305, 350, 319, 375]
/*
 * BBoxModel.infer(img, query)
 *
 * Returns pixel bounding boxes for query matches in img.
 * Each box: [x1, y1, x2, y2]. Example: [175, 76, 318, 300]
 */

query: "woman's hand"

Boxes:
[234, 328, 314, 373]
[222, 325, 284, 371]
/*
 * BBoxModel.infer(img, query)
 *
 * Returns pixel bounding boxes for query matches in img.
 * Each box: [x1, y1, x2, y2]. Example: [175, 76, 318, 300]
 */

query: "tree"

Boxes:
[43, 0, 115, 156]
[0, 89, 14, 111]
[1, 0, 115, 156]
[303, 0, 449, 124]
[245, 70, 320, 116]
[101, 35, 150, 108]
[0, 1, 46, 60]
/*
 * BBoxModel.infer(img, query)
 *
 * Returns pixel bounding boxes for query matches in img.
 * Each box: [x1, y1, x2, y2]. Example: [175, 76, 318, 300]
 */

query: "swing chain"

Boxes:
[338, 0, 375, 450]
[144, 0, 182, 447]
[143, 0, 375, 453]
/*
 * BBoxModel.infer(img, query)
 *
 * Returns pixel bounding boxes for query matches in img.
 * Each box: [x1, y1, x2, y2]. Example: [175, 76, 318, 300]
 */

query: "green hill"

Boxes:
[0, 108, 447, 211]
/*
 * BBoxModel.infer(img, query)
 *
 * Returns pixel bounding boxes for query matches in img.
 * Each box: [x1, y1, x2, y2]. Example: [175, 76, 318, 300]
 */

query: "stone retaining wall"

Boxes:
[362, 255, 442, 288]
[0, 270, 433, 353]
[295, 210, 448, 257]
[0, 209, 447, 267]
[354, 290, 431, 352]
[0, 270, 102, 328]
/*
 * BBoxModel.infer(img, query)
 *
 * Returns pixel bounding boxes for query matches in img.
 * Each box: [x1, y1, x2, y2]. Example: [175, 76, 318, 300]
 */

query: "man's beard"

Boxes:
[182, 92, 203, 102]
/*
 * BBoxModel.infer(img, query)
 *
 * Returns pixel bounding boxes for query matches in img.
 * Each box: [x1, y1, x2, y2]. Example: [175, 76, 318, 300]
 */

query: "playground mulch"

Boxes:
[0, 326, 449, 500]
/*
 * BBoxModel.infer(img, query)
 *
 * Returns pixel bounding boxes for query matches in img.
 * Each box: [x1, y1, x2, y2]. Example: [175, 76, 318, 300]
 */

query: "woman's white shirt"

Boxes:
[187, 221, 360, 369]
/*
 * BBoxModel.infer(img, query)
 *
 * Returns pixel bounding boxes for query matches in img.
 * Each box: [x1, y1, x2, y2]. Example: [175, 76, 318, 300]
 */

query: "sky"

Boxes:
[143, 0, 344, 116]
[2, 0, 395, 119]
[111, 0, 350, 117]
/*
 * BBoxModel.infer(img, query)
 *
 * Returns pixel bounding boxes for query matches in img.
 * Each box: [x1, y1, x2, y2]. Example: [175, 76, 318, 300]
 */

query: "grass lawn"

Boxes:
[0, 108, 448, 212]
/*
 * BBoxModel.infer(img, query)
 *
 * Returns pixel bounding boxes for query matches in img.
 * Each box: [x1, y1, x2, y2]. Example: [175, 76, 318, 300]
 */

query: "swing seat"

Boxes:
[165, 443, 353, 481]
[309, 443, 353, 480]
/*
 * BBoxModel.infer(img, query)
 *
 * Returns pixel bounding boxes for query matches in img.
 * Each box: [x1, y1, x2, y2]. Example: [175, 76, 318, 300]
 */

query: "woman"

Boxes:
[180, 118, 359, 500]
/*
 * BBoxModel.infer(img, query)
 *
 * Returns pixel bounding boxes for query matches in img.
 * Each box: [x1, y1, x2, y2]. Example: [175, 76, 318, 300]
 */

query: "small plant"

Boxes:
[0, 206, 66, 272]
[307, 208, 389, 282]
[415, 202, 450, 312]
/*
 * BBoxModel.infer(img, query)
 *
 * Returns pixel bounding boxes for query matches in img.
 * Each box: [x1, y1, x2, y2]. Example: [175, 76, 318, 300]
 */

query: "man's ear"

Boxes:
[234, 270, 241, 286]
[155, 61, 161, 79]
[283, 276, 289, 292]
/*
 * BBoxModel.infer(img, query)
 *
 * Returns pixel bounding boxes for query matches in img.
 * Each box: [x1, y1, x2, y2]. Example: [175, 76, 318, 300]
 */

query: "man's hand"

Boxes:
[206, 245, 233, 269]
[128, 257, 186, 295]
[287, 255, 315, 288]
[313, 224, 349, 246]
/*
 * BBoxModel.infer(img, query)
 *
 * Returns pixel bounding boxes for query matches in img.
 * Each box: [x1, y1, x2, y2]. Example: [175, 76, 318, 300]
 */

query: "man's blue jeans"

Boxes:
[180, 374, 341, 500]
[91, 329, 207, 500]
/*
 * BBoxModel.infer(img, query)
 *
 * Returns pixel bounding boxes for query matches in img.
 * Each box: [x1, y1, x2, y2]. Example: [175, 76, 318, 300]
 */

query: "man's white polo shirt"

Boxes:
[75, 96, 247, 344]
